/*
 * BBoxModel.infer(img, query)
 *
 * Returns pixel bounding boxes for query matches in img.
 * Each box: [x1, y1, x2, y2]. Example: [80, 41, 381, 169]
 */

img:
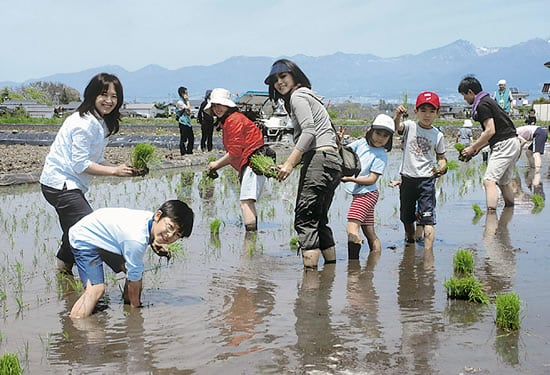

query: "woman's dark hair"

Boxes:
[77, 73, 124, 136]
[266, 59, 311, 107]
[457, 76, 483, 95]
[158, 200, 194, 238]
[178, 86, 188, 97]
[365, 127, 393, 152]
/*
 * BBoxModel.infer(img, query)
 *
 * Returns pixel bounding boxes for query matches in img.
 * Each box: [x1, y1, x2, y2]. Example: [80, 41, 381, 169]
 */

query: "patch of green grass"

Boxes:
[495, 292, 521, 331]
[0, 352, 22, 375]
[444, 276, 489, 304]
[453, 248, 474, 276]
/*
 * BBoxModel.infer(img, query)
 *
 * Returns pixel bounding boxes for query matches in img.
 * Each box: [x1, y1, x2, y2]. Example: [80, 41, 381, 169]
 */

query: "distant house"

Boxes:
[439, 103, 463, 119]
[122, 103, 159, 118]
[510, 87, 529, 106]
[1, 100, 54, 119]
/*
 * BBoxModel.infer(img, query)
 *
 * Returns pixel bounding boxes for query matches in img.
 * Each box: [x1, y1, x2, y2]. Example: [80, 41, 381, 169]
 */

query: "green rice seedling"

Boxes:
[531, 194, 544, 214]
[444, 276, 489, 304]
[495, 292, 521, 331]
[446, 160, 460, 171]
[0, 352, 22, 375]
[130, 143, 159, 176]
[290, 237, 300, 251]
[453, 248, 475, 276]
[210, 218, 222, 235]
[249, 154, 278, 178]
[472, 203, 484, 217]
[166, 241, 187, 260]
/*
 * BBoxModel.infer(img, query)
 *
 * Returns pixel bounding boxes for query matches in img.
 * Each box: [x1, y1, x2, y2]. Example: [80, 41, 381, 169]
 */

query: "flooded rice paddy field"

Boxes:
[0, 147, 549, 374]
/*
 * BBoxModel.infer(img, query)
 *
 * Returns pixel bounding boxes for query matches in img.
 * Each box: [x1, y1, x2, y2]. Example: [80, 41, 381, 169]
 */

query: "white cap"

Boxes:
[463, 119, 473, 128]
[371, 114, 395, 134]
[498, 79, 506, 85]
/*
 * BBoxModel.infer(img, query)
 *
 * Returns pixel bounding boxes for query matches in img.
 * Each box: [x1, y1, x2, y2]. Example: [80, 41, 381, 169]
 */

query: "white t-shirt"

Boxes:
[400, 120, 446, 178]
[69, 208, 153, 281]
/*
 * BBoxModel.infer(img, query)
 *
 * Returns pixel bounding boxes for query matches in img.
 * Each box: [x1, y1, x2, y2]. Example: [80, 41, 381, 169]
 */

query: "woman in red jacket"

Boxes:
[206, 88, 266, 231]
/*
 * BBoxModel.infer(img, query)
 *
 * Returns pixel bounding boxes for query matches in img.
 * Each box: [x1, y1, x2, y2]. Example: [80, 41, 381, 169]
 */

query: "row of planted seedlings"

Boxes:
[444, 248, 521, 332]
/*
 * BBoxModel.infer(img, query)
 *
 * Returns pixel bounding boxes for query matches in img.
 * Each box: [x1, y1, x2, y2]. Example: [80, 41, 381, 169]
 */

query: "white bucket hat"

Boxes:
[498, 79, 506, 86]
[371, 114, 395, 134]
[204, 88, 236, 115]
[463, 119, 473, 128]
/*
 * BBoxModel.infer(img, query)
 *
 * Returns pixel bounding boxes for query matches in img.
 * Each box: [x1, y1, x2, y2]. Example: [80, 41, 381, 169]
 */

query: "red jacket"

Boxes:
[221, 112, 264, 174]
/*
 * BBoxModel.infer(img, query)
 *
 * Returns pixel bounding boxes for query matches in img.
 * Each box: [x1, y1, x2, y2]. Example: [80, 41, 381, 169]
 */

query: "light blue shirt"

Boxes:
[69, 208, 153, 282]
[39, 111, 109, 192]
[344, 138, 387, 195]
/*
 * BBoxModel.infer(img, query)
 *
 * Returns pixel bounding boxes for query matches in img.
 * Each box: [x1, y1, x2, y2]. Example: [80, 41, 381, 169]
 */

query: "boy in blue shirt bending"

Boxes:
[68, 200, 194, 318]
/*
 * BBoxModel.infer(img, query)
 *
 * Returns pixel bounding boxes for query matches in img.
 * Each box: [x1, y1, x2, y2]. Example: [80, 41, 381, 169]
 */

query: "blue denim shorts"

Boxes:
[73, 247, 125, 286]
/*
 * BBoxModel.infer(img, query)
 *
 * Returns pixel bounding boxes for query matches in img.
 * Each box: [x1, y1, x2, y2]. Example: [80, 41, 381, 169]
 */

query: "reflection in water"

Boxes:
[293, 265, 341, 372]
[344, 251, 391, 367]
[481, 207, 516, 294]
[50, 295, 154, 373]
[397, 244, 441, 374]
[494, 331, 520, 366]
[215, 232, 276, 359]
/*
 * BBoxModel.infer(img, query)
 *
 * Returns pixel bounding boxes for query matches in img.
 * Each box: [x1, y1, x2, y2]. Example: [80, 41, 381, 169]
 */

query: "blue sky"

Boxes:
[2, 0, 548, 82]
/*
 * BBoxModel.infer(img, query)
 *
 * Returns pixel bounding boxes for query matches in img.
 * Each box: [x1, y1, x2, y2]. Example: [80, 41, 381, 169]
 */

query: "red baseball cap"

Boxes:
[415, 91, 440, 110]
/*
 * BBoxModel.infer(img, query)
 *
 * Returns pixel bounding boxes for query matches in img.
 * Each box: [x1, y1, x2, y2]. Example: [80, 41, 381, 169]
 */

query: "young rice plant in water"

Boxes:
[444, 276, 489, 304]
[0, 352, 22, 375]
[495, 292, 521, 331]
[453, 248, 474, 276]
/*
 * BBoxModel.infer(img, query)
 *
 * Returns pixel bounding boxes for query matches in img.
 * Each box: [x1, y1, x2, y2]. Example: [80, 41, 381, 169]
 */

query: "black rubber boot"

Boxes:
[347, 242, 361, 260]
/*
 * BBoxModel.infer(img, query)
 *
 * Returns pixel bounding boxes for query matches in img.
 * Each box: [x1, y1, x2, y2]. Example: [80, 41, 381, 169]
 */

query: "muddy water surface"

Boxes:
[0, 148, 549, 374]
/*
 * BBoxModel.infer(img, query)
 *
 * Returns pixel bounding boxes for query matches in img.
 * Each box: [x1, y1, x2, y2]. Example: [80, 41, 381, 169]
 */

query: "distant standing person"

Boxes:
[524, 109, 537, 125]
[492, 79, 513, 115]
[458, 76, 521, 211]
[197, 89, 215, 152]
[264, 59, 342, 269]
[205, 88, 266, 231]
[394, 91, 447, 254]
[176, 86, 194, 155]
[343, 114, 394, 260]
[68, 200, 194, 318]
[456, 119, 474, 146]
[40, 73, 135, 275]
[516, 124, 548, 169]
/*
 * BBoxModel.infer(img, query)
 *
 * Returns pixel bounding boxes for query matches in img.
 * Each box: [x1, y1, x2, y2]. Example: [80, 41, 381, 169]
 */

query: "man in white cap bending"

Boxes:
[492, 79, 513, 115]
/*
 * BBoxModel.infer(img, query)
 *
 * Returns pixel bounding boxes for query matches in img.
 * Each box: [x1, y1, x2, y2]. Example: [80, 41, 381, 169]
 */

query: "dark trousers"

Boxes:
[200, 123, 214, 151]
[295, 149, 342, 251]
[41, 184, 93, 264]
[179, 125, 194, 155]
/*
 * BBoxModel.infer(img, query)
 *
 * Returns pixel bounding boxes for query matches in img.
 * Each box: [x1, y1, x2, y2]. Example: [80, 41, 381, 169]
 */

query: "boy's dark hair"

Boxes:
[158, 200, 194, 237]
[77, 73, 124, 136]
[266, 59, 312, 104]
[178, 86, 188, 97]
[458, 76, 483, 95]
[365, 127, 393, 152]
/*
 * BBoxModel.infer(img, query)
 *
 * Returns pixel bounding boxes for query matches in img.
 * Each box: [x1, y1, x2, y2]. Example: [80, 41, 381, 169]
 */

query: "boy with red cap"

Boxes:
[393, 92, 447, 254]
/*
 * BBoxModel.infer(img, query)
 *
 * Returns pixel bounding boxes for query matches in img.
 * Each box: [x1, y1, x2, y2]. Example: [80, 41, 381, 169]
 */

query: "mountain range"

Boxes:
[2, 38, 550, 104]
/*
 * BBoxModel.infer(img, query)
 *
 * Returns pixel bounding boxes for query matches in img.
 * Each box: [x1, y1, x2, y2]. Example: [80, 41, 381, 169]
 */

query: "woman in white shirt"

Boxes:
[40, 73, 135, 275]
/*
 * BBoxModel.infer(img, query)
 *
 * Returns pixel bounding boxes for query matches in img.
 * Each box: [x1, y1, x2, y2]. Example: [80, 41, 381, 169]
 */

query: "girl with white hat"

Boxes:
[456, 119, 474, 147]
[206, 88, 266, 231]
